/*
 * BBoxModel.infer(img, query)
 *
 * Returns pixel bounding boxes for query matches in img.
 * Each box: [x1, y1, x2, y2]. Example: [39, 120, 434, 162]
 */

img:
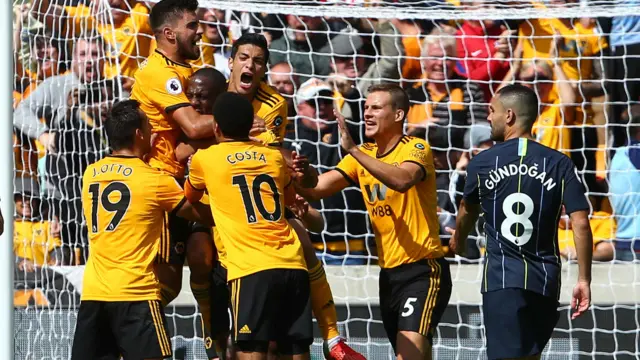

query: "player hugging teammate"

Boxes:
[72, 0, 365, 359]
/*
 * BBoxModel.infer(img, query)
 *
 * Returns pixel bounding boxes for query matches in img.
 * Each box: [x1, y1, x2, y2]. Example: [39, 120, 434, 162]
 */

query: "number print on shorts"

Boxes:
[501, 192, 534, 246]
[401, 297, 418, 317]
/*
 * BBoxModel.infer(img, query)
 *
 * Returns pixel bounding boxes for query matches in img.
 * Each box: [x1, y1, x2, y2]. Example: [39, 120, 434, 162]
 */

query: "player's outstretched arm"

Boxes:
[569, 209, 593, 319]
[287, 194, 325, 233]
[295, 170, 350, 202]
[448, 199, 481, 256]
[172, 106, 215, 140]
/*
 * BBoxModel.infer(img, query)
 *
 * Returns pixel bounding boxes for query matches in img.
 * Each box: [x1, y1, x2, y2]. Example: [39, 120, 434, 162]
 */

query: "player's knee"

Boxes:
[187, 232, 214, 277]
[396, 331, 431, 360]
[155, 263, 183, 294]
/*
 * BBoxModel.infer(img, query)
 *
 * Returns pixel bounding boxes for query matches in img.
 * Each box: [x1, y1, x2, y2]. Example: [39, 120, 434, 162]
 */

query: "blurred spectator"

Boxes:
[519, 2, 607, 191]
[31, 0, 153, 92]
[269, 15, 331, 82]
[558, 201, 615, 262]
[284, 78, 371, 265]
[406, 28, 487, 149]
[193, 8, 230, 76]
[13, 177, 63, 269]
[13, 36, 109, 265]
[269, 62, 298, 119]
[609, 113, 640, 262]
[500, 41, 576, 156]
[455, 0, 515, 101]
[15, 34, 67, 102]
[608, 14, 640, 147]
[389, 18, 423, 85]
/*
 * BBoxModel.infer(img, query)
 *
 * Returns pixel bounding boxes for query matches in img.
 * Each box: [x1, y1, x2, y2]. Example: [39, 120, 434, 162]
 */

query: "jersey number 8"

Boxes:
[232, 174, 282, 223]
[500, 192, 534, 246]
[88, 182, 132, 233]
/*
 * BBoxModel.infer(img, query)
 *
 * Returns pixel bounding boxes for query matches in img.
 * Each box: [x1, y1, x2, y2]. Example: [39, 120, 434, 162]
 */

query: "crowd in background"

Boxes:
[10, 0, 640, 279]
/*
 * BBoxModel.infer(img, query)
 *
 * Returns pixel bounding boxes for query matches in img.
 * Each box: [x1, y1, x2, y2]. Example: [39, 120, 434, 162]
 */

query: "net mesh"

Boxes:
[11, 0, 640, 358]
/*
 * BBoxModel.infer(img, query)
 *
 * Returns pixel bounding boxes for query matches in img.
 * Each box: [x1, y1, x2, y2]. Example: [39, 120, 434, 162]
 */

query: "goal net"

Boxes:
[12, 0, 640, 359]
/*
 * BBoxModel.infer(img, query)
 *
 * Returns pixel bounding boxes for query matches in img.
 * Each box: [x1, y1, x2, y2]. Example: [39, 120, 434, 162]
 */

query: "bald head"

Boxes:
[496, 84, 539, 132]
[269, 62, 297, 98]
[187, 68, 227, 115]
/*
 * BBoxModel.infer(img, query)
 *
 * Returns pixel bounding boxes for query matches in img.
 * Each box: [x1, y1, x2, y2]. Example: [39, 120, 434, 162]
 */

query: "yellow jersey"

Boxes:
[13, 220, 61, 266]
[532, 99, 572, 157]
[558, 210, 615, 253]
[336, 136, 444, 268]
[131, 50, 193, 178]
[65, 3, 153, 80]
[200, 194, 228, 267]
[252, 82, 288, 145]
[81, 155, 186, 301]
[188, 141, 306, 281]
[519, 5, 607, 123]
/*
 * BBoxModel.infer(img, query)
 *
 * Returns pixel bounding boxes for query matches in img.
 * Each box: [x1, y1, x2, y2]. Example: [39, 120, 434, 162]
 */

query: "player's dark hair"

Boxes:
[496, 84, 539, 131]
[193, 68, 228, 94]
[367, 83, 410, 119]
[106, 100, 145, 150]
[213, 92, 254, 139]
[149, 0, 199, 34]
[231, 33, 270, 64]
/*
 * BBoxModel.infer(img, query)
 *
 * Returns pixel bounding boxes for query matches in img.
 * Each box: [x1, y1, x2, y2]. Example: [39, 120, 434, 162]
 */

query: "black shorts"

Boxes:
[229, 269, 312, 355]
[379, 257, 452, 353]
[210, 262, 230, 337]
[71, 300, 172, 360]
[483, 288, 559, 360]
[157, 211, 211, 265]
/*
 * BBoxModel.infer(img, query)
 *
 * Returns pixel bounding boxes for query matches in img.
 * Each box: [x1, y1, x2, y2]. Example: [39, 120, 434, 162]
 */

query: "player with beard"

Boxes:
[130, 1, 224, 357]
[226, 33, 365, 360]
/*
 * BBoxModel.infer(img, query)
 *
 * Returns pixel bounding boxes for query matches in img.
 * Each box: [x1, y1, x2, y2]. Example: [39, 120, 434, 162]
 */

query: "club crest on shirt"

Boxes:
[414, 143, 425, 150]
[274, 116, 283, 127]
[166, 78, 182, 95]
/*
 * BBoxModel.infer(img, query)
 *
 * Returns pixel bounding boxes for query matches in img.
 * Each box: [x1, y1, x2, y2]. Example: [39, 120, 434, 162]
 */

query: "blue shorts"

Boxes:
[483, 288, 559, 360]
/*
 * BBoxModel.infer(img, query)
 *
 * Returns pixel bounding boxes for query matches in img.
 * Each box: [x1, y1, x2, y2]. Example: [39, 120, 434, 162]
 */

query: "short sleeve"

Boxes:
[562, 159, 590, 214]
[146, 67, 190, 113]
[257, 101, 288, 145]
[187, 151, 206, 191]
[156, 172, 187, 213]
[463, 159, 481, 204]
[402, 139, 434, 181]
[335, 154, 360, 185]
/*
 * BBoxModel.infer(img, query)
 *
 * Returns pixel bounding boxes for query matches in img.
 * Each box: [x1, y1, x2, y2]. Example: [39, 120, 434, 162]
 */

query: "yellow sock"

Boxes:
[191, 280, 212, 334]
[160, 284, 178, 307]
[308, 262, 340, 341]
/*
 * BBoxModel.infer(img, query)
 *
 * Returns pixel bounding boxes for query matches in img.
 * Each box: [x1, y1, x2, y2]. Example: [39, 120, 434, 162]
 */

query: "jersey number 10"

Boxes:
[88, 182, 132, 233]
[232, 174, 282, 223]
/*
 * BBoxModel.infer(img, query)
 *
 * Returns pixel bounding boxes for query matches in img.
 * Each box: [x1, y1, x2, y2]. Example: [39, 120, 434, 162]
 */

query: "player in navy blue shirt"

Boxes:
[449, 84, 593, 360]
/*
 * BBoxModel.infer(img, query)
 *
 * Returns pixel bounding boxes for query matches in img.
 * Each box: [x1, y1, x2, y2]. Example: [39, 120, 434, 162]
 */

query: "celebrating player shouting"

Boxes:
[296, 84, 453, 359]
[185, 92, 315, 360]
[226, 33, 365, 360]
[129, 0, 223, 356]
[450, 84, 592, 360]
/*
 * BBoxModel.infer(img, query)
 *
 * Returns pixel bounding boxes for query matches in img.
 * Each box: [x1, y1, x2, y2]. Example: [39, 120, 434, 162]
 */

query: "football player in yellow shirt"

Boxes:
[129, 1, 225, 354]
[296, 84, 453, 359]
[185, 92, 315, 360]
[71, 99, 212, 360]
[226, 33, 366, 360]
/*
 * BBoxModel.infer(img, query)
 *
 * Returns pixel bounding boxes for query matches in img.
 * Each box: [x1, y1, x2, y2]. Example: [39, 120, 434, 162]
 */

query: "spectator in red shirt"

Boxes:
[455, 0, 515, 101]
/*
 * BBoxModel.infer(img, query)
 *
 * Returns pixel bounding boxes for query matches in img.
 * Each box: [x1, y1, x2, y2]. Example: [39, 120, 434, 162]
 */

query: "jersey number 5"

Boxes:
[232, 174, 282, 223]
[88, 182, 132, 233]
[501, 192, 534, 246]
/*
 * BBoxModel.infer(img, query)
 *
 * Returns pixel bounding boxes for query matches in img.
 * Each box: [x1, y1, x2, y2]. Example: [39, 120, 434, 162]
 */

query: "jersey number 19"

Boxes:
[88, 182, 131, 233]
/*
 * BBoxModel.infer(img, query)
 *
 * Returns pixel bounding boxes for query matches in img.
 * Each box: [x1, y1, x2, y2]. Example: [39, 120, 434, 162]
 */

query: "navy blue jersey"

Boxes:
[463, 138, 589, 299]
